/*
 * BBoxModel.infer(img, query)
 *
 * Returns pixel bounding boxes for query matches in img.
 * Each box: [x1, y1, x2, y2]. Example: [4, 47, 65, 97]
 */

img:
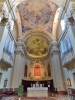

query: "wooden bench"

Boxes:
[0, 88, 18, 96]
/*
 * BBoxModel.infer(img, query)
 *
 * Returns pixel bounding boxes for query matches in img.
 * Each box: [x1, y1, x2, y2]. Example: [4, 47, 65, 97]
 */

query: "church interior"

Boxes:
[0, 0, 75, 100]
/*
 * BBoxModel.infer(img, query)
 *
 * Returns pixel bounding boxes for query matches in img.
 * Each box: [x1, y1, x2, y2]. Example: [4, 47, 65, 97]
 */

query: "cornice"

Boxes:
[0, 58, 12, 69]
[50, 42, 60, 55]
[58, 0, 70, 20]
[6, 0, 17, 20]
[15, 40, 25, 56]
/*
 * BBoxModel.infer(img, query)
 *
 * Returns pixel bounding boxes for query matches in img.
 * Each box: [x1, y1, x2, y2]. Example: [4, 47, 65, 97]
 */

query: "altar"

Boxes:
[27, 87, 48, 97]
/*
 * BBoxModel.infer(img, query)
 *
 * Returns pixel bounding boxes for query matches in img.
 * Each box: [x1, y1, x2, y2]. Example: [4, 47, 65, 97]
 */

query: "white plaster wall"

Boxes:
[0, 26, 14, 89]
[11, 54, 25, 88]
[0, 68, 13, 88]
[0, 27, 8, 59]
[63, 68, 75, 89]
[59, 20, 75, 90]
[11, 54, 22, 88]
[0, 25, 5, 41]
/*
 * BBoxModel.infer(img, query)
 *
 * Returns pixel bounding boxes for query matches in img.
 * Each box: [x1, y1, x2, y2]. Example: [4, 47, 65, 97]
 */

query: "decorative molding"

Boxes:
[15, 50, 24, 56]
[58, 0, 70, 20]
[50, 42, 60, 55]
[67, 2, 75, 20]
[62, 50, 75, 69]
[15, 40, 25, 56]
[0, 59, 12, 69]
[6, 0, 17, 20]
[0, 4, 9, 23]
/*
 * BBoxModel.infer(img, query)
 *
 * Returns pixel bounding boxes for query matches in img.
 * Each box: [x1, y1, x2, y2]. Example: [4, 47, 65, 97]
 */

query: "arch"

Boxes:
[21, 28, 52, 42]
[14, 0, 62, 7]
[52, 8, 61, 42]
[15, 8, 22, 38]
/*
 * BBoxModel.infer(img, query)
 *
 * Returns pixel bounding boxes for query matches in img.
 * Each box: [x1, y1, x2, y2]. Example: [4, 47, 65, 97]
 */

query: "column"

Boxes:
[50, 42, 65, 93]
[11, 40, 25, 88]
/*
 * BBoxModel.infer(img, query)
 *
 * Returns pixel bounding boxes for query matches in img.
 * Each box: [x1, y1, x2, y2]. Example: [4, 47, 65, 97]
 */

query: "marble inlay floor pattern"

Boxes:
[1, 94, 69, 100]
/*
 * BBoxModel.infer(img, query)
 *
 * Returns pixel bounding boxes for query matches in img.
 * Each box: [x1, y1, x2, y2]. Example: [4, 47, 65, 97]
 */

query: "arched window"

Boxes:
[61, 20, 66, 32]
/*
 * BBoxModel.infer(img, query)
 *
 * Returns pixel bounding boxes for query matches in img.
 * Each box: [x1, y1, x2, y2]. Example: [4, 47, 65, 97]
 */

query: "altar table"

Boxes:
[27, 87, 48, 97]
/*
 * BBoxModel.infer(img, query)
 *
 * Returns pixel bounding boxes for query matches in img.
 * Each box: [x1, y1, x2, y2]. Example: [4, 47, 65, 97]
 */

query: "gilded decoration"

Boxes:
[25, 35, 49, 58]
[17, 0, 58, 34]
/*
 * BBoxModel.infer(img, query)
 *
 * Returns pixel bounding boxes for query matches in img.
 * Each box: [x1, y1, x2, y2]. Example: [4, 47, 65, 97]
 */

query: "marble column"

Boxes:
[50, 42, 65, 92]
[11, 40, 25, 88]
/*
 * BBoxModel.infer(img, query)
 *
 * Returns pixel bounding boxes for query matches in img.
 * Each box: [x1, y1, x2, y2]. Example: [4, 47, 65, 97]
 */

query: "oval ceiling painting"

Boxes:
[25, 35, 49, 58]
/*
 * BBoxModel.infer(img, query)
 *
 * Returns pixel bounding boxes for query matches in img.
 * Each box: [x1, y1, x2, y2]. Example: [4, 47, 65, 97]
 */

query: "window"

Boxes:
[60, 35, 72, 57]
[3, 35, 14, 59]
[61, 20, 66, 31]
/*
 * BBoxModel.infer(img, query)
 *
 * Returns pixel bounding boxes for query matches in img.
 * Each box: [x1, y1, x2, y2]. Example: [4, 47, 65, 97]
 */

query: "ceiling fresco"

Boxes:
[17, 0, 58, 35]
[25, 35, 49, 58]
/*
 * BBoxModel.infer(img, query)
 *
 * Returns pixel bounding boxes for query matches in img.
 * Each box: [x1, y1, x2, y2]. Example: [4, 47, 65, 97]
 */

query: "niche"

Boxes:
[24, 63, 27, 77]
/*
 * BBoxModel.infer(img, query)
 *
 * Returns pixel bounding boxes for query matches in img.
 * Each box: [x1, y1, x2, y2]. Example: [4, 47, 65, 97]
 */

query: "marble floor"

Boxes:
[1, 93, 70, 100]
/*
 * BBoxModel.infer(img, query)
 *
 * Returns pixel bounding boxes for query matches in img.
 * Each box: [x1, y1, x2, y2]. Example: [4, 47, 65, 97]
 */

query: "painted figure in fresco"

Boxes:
[26, 36, 49, 57]
[35, 14, 41, 24]
[47, 26, 52, 33]
[17, 0, 58, 34]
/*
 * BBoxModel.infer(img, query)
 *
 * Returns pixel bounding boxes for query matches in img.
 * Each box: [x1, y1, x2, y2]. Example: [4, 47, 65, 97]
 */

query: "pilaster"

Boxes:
[50, 42, 65, 92]
[11, 40, 25, 88]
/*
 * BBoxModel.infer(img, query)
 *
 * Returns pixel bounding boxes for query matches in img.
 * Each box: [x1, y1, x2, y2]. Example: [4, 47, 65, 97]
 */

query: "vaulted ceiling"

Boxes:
[17, 0, 58, 35]
[14, 0, 63, 7]
[15, 0, 62, 58]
